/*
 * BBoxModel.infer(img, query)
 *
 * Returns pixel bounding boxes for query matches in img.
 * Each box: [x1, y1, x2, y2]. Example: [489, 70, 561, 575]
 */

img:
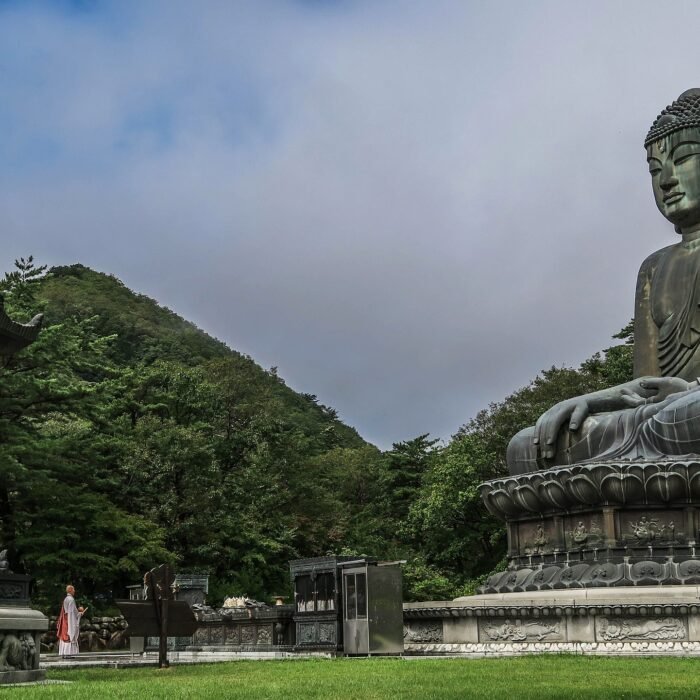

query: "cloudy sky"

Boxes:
[4, 0, 700, 448]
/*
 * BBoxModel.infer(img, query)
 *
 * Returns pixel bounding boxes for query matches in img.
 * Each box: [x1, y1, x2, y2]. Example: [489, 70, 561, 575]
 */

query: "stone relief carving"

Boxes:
[403, 622, 443, 644]
[623, 515, 684, 544]
[257, 626, 272, 644]
[298, 623, 315, 644]
[0, 585, 22, 600]
[240, 626, 255, 644]
[209, 626, 224, 644]
[193, 628, 208, 645]
[318, 623, 335, 644]
[0, 632, 36, 671]
[566, 519, 603, 548]
[522, 523, 553, 555]
[597, 617, 685, 641]
[679, 560, 700, 577]
[480, 619, 562, 642]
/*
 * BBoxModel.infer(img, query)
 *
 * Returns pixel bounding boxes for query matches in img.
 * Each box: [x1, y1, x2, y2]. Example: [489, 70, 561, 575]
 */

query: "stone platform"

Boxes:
[403, 586, 700, 657]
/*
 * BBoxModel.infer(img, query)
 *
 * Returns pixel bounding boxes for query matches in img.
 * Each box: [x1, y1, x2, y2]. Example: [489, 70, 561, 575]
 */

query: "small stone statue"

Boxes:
[508, 89, 700, 474]
[0, 632, 34, 671]
[572, 522, 588, 545]
[0, 550, 11, 574]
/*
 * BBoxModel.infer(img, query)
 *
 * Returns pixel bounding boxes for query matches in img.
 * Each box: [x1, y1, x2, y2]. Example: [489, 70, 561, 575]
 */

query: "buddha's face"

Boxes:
[648, 129, 700, 230]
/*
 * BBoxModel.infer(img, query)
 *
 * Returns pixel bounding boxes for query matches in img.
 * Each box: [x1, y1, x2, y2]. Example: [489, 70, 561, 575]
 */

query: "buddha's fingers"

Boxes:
[568, 402, 589, 430]
[542, 405, 573, 454]
[620, 388, 645, 407]
[639, 377, 690, 397]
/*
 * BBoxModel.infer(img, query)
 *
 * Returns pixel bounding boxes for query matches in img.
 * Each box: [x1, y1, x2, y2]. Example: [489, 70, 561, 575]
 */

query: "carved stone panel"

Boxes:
[257, 625, 272, 645]
[240, 625, 255, 645]
[318, 623, 335, 644]
[209, 625, 224, 645]
[479, 618, 564, 643]
[618, 511, 686, 545]
[517, 520, 557, 555]
[629, 560, 665, 581]
[564, 514, 604, 550]
[298, 622, 315, 644]
[224, 625, 239, 645]
[403, 621, 443, 643]
[596, 617, 686, 641]
[0, 585, 23, 601]
[679, 560, 700, 578]
[192, 627, 209, 645]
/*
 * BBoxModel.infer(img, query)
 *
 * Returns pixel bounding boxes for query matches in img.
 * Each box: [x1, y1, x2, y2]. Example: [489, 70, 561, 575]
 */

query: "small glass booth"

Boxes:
[340, 559, 403, 656]
[290, 556, 354, 651]
[290, 556, 403, 654]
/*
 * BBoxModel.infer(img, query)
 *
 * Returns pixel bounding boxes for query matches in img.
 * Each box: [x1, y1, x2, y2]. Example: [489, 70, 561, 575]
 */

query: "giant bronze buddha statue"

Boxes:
[507, 89, 700, 475]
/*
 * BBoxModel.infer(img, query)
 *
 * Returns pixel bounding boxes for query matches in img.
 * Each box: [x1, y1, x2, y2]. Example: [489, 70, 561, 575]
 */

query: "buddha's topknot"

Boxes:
[645, 88, 700, 147]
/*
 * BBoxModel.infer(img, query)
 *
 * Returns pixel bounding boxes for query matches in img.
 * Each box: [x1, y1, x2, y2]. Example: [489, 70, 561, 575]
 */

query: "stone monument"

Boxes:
[403, 89, 700, 656]
[0, 300, 47, 681]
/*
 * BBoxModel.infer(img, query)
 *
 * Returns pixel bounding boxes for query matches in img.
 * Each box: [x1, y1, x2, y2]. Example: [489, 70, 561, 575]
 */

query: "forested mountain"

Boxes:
[0, 259, 634, 609]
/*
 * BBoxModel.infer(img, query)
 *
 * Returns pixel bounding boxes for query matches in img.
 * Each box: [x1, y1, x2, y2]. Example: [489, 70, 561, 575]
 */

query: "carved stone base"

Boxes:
[478, 460, 700, 592]
[403, 586, 700, 656]
[404, 641, 700, 657]
[0, 669, 46, 684]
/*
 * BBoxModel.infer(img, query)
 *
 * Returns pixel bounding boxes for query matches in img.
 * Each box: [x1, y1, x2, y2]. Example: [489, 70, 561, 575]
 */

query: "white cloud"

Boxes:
[1, 0, 697, 447]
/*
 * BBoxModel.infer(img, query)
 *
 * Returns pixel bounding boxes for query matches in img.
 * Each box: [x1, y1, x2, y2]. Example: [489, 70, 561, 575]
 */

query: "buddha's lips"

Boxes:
[664, 192, 685, 204]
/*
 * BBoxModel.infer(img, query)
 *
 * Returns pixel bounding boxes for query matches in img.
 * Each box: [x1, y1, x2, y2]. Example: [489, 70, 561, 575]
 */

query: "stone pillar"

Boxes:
[507, 522, 518, 557]
[685, 507, 696, 546]
[552, 515, 565, 551]
[602, 507, 617, 547]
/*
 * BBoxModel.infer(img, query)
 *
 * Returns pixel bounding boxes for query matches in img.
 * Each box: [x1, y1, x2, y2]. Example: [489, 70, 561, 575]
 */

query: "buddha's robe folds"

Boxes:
[639, 240, 700, 379]
[507, 240, 700, 475]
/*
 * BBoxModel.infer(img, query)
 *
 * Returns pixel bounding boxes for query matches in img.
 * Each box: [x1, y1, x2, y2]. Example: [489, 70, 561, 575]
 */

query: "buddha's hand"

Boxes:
[533, 397, 590, 459]
[633, 376, 692, 403]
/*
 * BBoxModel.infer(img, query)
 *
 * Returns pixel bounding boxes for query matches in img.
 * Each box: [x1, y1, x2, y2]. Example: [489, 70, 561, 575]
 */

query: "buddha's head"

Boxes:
[646, 89, 700, 232]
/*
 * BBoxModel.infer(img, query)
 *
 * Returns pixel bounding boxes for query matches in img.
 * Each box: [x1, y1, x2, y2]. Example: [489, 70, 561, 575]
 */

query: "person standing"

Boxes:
[56, 585, 84, 657]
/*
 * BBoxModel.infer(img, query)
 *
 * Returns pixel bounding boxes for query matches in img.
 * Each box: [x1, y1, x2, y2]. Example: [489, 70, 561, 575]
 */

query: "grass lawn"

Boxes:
[8, 656, 700, 699]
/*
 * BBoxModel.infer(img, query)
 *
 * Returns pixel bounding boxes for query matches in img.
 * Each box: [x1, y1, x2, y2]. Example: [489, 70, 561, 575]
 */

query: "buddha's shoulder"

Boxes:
[638, 243, 680, 275]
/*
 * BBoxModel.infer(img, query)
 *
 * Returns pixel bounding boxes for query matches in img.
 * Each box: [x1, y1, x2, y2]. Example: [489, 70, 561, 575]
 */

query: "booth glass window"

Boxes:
[344, 573, 367, 620]
[356, 573, 367, 619]
[316, 572, 335, 611]
[295, 574, 314, 612]
[345, 574, 356, 619]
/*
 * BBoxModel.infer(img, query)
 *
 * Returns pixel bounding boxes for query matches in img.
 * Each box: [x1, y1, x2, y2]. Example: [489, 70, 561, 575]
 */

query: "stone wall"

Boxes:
[190, 605, 294, 651]
[41, 615, 130, 653]
[403, 588, 700, 657]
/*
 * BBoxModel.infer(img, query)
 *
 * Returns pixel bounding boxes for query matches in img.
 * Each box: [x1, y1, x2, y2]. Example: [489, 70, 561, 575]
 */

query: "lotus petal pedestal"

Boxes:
[479, 460, 700, 591]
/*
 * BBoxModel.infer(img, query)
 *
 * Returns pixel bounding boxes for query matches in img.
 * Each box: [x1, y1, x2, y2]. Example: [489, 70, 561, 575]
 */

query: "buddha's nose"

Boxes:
[660, 164, 679, 191]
